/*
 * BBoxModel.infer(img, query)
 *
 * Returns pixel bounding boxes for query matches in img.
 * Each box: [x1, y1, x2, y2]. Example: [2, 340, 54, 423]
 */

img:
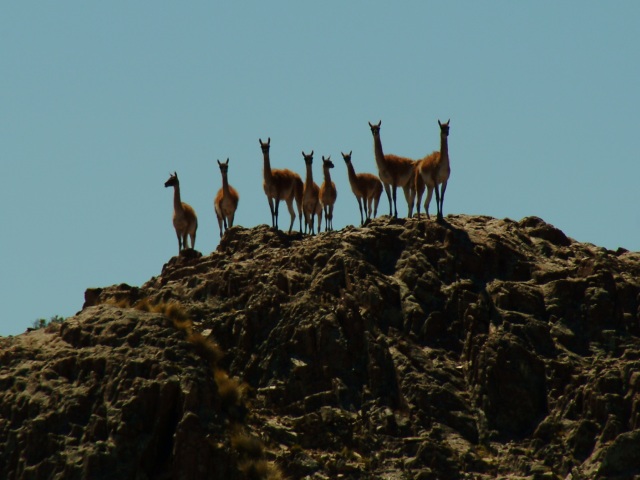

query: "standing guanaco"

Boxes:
[369, 121, 416, 218]
[302, 150, 323, 235]
[260, 138, 303, 233]
[415, 120, 451, 222]
[341, 151, 383, 226]
[214, 158, 240, 237]
[164, 172, 198, 253]
[319, 156, 338, 232]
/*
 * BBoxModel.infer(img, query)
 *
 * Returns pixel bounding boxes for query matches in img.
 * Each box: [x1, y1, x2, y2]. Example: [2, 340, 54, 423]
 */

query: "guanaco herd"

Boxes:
[165, 120, 451, 253]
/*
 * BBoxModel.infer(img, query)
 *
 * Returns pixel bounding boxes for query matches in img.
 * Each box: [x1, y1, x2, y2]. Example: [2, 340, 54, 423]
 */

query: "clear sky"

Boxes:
[1, 2, 638, 336]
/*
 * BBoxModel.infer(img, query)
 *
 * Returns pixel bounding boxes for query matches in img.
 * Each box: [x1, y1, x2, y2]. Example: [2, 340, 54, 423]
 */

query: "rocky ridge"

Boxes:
[1, 214, 640, 479]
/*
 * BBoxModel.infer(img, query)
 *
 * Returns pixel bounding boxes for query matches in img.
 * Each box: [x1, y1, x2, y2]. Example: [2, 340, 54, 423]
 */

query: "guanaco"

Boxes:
[341, 150, 383, 226]
[301, 150, 323, 235]
[369, 121, 416, 218]
[319, 156, 338, 232]
[164, 172, 198, 253]
[214, 158, 240, 237]
[260, 138, 304, 233]
[415, 120, 451, 222]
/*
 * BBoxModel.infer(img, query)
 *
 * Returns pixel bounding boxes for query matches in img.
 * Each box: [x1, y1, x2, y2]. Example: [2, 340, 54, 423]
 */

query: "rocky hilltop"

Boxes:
[1, 214, 640, 479]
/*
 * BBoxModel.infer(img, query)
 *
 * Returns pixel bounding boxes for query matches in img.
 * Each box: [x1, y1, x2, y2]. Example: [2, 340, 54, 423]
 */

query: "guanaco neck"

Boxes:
[372, 131, 387, 170]
[440, 132, 449, 163]
[323, 166, 333, 186]
[221, 172, 232, 197]
[305, 162, 314, 188]
[345, 161, 358, 187]
[172, 184, 184, 214]
[262, 148, 273, 185]
[439, 132, 450, 174]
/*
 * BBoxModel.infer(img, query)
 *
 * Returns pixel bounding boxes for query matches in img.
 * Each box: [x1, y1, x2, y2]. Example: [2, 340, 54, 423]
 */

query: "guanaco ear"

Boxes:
[349, 150, 352, 156]
[226, 158, 230, 165]
[377, 120, 381, 127]
[310, 150, 313, 157]
[217, 159, 222, 166]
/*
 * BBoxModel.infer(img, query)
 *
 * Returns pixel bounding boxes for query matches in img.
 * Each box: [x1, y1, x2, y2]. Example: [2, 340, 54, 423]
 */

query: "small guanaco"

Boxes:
[214, 158, 240, 237]
[302, 150, 323, 235]
[319, 156, 338, 232]
[164, 172, 198, 253]
[415, 120, 451, 221]
[341, 150, 383, 225]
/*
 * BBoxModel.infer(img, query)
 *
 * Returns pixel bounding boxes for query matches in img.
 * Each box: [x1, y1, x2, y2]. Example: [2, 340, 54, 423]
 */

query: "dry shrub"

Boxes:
[170, 317, 193, 334]
[105, 297, 133, 308]
[128, 299, 194, 332]
[239, 459, 284, 480]
[231, 431, 264, 460]
[231, 431, 285, 480]
[238, 459, 270, 480]
[214, 368, 244, 409]
[132, 297, 153, 312]
[161, 302, 191, 326]
[187, 333, 224, 366]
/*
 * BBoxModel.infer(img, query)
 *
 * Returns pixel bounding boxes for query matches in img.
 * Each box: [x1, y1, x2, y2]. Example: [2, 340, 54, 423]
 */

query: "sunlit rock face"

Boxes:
[2, 214, 639, 479]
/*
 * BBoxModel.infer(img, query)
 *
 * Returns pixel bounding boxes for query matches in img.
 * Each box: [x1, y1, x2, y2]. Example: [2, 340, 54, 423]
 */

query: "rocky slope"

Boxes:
[2, 214, 640, 479]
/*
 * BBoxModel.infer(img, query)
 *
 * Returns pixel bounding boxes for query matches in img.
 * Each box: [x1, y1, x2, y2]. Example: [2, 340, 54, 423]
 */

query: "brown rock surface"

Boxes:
[2, 214, 640, 479]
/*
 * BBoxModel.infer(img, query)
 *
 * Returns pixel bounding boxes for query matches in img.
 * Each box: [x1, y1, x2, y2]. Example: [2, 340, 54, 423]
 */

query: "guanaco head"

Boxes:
[322, 156, 334, 169]
[438, 119, 450, 137]
[341, 151, 353, 164]
[259, 137, 271, 153]
[368, 120, 382, 138]
[164, 172, 179, 188]
[217, 158, 230, 175]
[302, 150, 314, 165]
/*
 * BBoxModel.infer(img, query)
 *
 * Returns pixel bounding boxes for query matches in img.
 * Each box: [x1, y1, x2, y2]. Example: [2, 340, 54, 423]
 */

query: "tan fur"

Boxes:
[214, 159, 240, 237]
[369, 121, 416, 218]
[164, 172, 198, 253]
[260, 138, 303, 233]
[301, 151, 323, 235]
[342, 151, 383, 225]
[415, 120, 451, 221]
[319, 156, 338, 232]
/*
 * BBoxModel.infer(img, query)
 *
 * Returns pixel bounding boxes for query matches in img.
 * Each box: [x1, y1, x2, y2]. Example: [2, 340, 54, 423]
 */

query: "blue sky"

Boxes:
[1, 2, 638, 336]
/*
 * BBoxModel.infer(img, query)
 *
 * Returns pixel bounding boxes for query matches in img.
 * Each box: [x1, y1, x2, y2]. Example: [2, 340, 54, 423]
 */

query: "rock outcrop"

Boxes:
[2, 214, 639, 479]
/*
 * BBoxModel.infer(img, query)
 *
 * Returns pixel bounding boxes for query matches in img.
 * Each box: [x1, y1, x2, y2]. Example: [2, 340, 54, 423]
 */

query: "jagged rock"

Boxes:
[0, 306, 240, 480]
[2, 214, 640, 479]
